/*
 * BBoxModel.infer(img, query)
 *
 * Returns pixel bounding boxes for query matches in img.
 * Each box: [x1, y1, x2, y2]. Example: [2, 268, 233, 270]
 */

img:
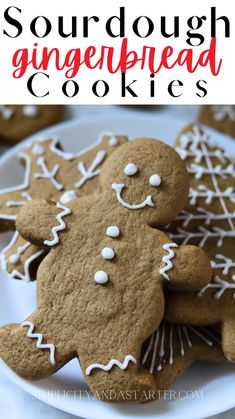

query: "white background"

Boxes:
[0, 0, 234, 104]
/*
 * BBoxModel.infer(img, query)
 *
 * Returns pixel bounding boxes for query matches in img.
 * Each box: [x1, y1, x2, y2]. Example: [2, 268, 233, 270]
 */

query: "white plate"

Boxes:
[0, 114, 235, 419]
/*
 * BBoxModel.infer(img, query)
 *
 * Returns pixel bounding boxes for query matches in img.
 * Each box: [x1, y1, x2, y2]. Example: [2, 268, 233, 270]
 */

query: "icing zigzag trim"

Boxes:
[22, 321, 56, 365]
[86, 355, 137, 375]
[44, 203, 71, 247]
[160, 243, 178, 281]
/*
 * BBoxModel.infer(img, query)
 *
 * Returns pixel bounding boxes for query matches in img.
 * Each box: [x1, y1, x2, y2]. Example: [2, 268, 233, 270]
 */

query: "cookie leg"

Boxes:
[221, 320, 235, 362]
[78, 351, 156, 403]
[0, 313, 72, 379]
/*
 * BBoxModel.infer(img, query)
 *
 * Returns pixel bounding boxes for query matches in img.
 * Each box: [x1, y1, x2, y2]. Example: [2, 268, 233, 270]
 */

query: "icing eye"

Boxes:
[149, 174, 161, 187]
[124, 163, 138, 176]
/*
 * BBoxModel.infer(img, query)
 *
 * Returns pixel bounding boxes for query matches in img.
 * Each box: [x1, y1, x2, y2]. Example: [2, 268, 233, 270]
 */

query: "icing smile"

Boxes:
[112, 183, 154, 210]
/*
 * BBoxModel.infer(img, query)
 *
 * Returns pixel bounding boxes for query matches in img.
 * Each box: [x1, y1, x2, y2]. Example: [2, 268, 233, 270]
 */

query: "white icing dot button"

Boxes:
[149, 174, 161, 186]
[124, 163, 138, 176]
[102, 247, 115, 260]
[106, 226, 120, 238]
[94, 271, 109, 284]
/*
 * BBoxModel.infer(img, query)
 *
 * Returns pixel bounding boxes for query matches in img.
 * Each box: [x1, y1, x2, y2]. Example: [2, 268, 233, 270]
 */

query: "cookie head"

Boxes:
[100, 138, 189, 226]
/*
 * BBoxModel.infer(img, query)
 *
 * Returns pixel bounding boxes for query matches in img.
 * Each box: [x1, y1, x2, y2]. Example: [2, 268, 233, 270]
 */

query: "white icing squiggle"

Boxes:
[112, 183, 154, 210]
[189, 186, 235, 205]
[44, 203, 71, 247]
[159, 243, 178, 281]
[22, 321, 56, 365]
[86, 355, 136, 375]
[211, 255, 235, 275]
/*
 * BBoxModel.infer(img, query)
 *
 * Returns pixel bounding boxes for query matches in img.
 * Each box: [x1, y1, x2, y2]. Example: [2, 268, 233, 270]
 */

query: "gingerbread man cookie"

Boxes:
[141, 320, 225, 396]
[0, 105, 63, 144]
[0, 134, 127, 280]
[0, 138, 212, 402]
[198, 105, 235, 139]
[165, 124, 235, 362]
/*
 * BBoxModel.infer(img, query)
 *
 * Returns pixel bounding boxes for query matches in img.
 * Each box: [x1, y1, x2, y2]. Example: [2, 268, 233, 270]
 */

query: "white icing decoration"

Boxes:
[212, 105, 235, 122]
[101, 247, 115, 260]
[159, 243, 178, 281]
[22, 321, 56, 365]
[211, 255, 235, 275]
[108, 136, 119, 146]
[142, 321, 218, 373]
[188, 163, 235, 180]
[9, 253, 20, 264]
[106, 226, 120, 238]
[170, 125, 235, 302]
[44, 203, 71, 247]
[124, 163, 138, 176]
[149, 174, 161, 187]
[22, 105, 39, 118]
[175, 208, 235, 228]
[112, 183, 154, 210]
[198, 275, 235, 299]
[32, 144, 45, 156]
[75, 150, 106, 188]
[189, 186, 235, 206]
[6, 192, 32, 208]
[86, 355, 136, 375]
[0, 105, 15, 120]
[0, 231, 45, 282]
[169, 226, 235, 248]
[34, 157, 63, 190]
[176, 146, 228, 164]
[60, 190, 78, 204]
[94, 271, 109, 284]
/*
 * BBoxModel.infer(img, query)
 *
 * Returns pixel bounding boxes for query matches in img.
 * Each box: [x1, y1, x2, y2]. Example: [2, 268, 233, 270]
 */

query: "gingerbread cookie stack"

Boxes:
[0, 130, 232, 403]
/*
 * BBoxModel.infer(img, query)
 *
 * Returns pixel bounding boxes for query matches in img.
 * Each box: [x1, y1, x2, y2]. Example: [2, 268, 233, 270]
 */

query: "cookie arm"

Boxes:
[16, 199, 71, 246]
[164, 245, 212, 291]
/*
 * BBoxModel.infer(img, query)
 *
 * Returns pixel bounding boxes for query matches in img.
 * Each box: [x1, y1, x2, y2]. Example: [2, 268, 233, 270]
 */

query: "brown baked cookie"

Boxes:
[198, 105, 235, 139]
[0, 134, 127, 280]
[0, 138, 212, 402]
[164, 124, 235, 362]
[141, 320, 226, 397]
[0, 105, 63, 144]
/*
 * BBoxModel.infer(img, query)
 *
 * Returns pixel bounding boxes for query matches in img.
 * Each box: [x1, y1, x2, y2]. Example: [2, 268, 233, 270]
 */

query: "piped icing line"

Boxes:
[211, 255, 235, 275]
[0, 231, 45, 282]
[34, 157, 64, 190]
[175, 208, 235, 228]
[6, 192, 32, 208]
[0, 152, 31, 196]
[44, 203, 72, 247]
[86, 355, 137, 375]
[142, 321, 218, 374]
[189, 186, 235, 205]
[169, 226, 235, 248]
[176, 146, 228, 164]
[112, 183, 154, 210]
[159, 243, 178, 281]
[179, 125, 215, 151]
[212, 105, 235, 122]
[74, 150, 106, 188]
[197, 275, 235, 300]
[188, 163, 235, 180]
[22, 321, 56, 365]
